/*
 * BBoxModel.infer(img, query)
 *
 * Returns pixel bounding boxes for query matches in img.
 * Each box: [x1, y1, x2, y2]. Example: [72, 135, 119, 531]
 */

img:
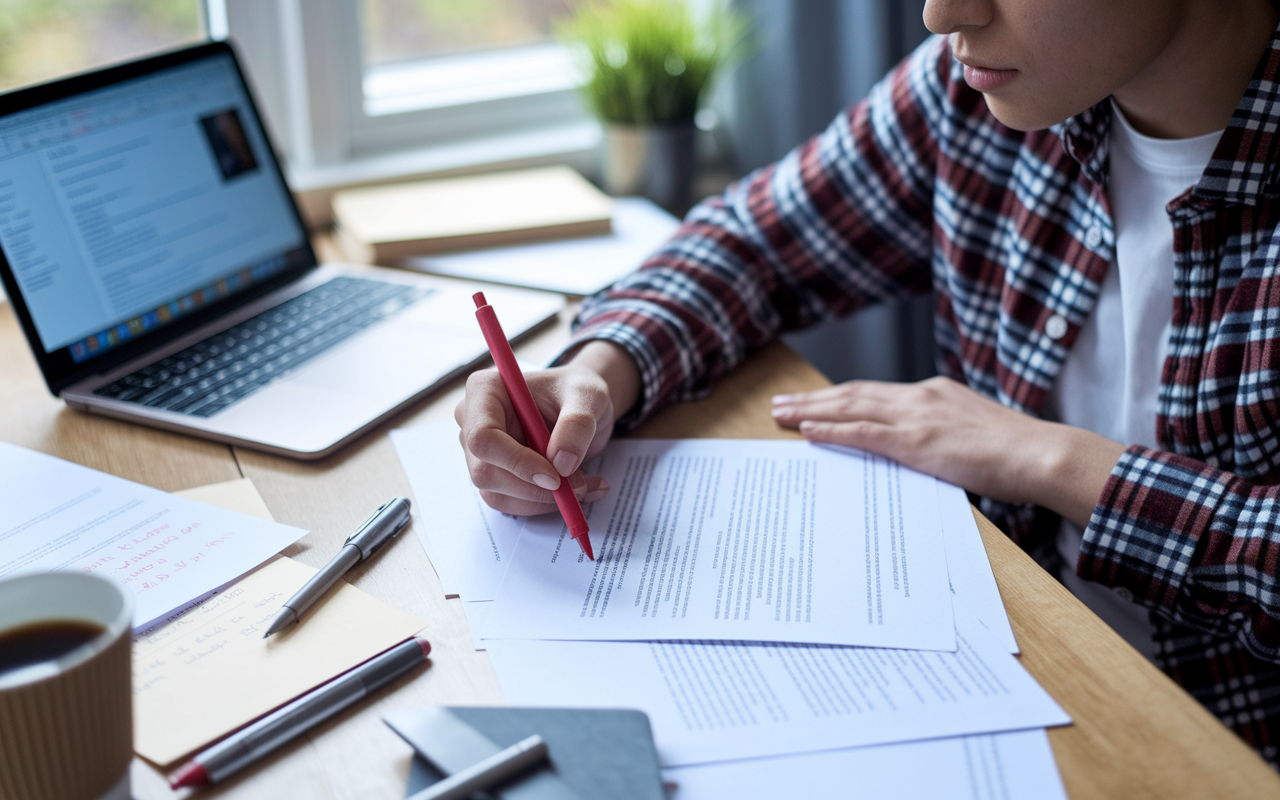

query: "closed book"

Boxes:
[331, 166, 614, 263]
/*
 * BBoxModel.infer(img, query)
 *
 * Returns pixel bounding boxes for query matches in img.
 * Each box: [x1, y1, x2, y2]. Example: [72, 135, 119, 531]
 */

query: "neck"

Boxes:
[1113, 1, 1278, 139]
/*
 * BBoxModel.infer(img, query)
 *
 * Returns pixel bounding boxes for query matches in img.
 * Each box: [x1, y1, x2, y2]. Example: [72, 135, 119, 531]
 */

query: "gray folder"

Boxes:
[385, 707, 665, 800]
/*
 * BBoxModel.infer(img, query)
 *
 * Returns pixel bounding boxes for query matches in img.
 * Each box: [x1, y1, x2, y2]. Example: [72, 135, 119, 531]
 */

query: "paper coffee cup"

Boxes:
[0, 572, 134, 800]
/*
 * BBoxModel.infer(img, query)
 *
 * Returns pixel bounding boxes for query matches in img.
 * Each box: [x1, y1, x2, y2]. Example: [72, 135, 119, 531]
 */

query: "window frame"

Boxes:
[219, 0, 599, 199]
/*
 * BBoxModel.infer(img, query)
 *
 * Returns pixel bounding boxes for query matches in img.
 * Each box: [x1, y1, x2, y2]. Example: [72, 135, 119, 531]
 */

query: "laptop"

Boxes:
[0, 41, 564, 460]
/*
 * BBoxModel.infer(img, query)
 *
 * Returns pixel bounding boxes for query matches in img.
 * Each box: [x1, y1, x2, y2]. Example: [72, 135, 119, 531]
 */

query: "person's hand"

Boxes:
[455, 340, 641, 516]
[769, 376, 1126, 527]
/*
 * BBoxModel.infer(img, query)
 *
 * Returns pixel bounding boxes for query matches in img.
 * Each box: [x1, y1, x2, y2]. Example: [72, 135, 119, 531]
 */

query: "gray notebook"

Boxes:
[385, 707, 665, 800]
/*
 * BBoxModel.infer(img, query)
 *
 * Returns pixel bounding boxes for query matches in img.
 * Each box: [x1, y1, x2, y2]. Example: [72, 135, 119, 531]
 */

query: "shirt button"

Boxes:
[1085, 223, 1103, 249]
[1045, 314, 1068, 340]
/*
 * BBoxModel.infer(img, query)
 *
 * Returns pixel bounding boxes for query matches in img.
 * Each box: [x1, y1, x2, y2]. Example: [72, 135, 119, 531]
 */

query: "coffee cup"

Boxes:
[0, 571, 134, 800]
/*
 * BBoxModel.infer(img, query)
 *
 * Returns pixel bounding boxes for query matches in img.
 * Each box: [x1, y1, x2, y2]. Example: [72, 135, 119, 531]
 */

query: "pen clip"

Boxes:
[344, 500, 392, 547]
[344, 499, 411, 560]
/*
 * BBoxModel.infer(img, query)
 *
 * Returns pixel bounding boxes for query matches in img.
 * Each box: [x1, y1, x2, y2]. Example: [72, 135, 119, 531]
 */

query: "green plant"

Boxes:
[559, 0, 748, 126]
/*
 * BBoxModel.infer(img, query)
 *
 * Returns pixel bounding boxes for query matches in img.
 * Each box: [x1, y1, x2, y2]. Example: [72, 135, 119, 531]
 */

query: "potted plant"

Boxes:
[560, 0, 747, 210]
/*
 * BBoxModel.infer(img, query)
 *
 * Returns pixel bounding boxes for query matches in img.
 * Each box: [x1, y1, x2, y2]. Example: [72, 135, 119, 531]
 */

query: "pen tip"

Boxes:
[263, 608, 296, 638]
[473, 292, 487, 308]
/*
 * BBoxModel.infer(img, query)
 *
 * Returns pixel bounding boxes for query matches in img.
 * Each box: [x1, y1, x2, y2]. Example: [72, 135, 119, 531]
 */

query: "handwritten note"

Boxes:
[0, 443, 306, 630]
[131, 480, 426, 766]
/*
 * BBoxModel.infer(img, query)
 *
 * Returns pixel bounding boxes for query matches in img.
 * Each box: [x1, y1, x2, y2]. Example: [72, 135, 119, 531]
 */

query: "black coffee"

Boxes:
[0, 620, 105, 676]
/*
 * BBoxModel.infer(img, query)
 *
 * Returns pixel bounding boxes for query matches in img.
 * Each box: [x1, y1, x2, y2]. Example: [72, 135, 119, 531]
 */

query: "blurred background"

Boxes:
[0, 0, 934, 385]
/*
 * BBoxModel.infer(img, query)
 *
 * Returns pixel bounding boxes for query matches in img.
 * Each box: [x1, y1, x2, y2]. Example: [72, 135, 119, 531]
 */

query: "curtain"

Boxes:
[721, 0, 935, 384]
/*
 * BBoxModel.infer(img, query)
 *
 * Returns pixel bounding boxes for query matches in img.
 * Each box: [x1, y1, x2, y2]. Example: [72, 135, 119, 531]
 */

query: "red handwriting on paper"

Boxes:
[82, 554, 115, 573]
[204, 530, 237, 547]
[117, 522, 171, 550]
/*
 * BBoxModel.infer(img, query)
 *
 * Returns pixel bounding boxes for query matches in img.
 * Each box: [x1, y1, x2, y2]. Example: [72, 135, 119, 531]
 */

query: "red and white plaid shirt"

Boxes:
[566, 31, 1280, 765]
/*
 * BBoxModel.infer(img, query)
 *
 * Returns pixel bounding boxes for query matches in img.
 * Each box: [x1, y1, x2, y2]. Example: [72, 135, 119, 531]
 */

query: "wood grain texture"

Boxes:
[5, 287, 1272, 797]
[973, 512, 1280, 797]
[0, 303, 241, 491]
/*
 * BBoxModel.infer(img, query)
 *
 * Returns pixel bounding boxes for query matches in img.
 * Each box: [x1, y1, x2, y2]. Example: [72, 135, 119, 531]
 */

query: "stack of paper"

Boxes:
[131, 479, 426, 767]
[392, 422, 1070, 799]
[404, 197, 682, 296]
[0, 443, 306, 631]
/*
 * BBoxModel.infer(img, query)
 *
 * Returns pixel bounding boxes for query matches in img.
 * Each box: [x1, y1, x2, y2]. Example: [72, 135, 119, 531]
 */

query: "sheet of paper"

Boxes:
[939, 480, 1018, 653]
[483, 439, 955, 650]
[132, 556, 426, 765]
[174, 477, 275, 522]
[0, 443, 306, 631]
[461, 599, 491, 650]
[661, 728, 1067, 800]
[391, 421, 527, 600]
[486, 609, 1068, 766]
[405, 197, 681, 296]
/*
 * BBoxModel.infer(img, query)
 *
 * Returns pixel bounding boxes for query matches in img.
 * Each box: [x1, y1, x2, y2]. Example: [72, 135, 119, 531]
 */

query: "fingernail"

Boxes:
[553, 451, 577, 477]
[770, 406, 787, 418]
[772, 394, 793, 405]
[532, 473, 560, 491]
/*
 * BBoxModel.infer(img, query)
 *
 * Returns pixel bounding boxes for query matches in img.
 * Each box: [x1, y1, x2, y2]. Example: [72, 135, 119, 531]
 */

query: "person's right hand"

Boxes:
[454, 340, 642, 516]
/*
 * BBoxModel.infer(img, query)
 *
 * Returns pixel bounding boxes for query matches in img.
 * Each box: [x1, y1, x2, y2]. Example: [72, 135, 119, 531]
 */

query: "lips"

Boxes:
[961, 64, 1017, 92]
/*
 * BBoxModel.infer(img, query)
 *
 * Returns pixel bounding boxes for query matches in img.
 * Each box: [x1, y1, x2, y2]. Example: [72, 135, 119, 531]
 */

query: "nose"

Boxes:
[923, 0, 994, 35]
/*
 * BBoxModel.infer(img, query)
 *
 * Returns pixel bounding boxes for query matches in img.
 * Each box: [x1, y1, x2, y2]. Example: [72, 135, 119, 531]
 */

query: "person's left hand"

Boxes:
[769, 376, 1126, 527]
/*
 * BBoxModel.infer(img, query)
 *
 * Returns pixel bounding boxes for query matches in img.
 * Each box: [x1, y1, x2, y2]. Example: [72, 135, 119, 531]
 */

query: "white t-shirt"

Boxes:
[1043, 100, 1222, 659]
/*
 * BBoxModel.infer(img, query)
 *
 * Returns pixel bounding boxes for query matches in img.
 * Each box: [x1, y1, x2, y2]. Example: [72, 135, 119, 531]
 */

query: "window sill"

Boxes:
[288, 119, 603, 228]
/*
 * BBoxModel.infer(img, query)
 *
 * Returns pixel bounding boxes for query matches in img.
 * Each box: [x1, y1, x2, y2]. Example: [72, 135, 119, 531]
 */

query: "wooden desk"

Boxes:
[1, 297, 1276, 799]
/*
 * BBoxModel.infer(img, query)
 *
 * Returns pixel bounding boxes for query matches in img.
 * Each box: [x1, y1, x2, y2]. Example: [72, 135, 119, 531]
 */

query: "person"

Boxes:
[455, 0, 1280, 767]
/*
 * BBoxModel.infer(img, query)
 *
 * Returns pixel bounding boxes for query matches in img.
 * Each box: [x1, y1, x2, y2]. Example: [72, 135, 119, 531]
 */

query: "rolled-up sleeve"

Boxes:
[558, 35, 954, 427]
[1080, 444, 1280, 662]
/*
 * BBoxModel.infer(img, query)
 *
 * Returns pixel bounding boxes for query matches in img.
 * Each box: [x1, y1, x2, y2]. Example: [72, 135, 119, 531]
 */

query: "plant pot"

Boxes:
[602, 122, 696, 211]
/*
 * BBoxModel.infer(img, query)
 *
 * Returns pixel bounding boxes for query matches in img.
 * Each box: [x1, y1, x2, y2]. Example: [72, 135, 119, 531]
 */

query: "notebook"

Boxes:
[386, 707, 665, 800]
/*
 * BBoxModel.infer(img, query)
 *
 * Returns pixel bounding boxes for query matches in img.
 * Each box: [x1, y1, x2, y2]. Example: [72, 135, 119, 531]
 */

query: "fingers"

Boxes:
[797, 419, 905, 460]
[457, 366, 615, 517]
[770, 394, 896, 428]
[544, 372, 612, 477]
[771, 380, 895, 407]
[458, 372, 561, 489]
[475, 468, 610, 516]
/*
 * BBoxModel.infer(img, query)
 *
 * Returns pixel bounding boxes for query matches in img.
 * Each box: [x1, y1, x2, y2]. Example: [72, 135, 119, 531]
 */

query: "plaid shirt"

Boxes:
[566, 31, 1280, 766]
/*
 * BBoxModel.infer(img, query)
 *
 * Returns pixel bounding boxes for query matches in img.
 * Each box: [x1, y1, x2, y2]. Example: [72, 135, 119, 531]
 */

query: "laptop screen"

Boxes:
[0, 49, 310, 365]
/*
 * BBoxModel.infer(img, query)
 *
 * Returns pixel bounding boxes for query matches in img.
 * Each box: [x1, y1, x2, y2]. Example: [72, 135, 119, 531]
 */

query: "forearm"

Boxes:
[1026, 423, 1128, 528]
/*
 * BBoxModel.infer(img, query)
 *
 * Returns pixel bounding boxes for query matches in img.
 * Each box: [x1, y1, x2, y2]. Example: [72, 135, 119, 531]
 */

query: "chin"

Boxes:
[983, 95, 1076, 133]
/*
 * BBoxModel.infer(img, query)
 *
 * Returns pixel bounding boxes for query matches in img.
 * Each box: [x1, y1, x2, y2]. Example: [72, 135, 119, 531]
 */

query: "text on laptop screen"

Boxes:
[0, 52, 309, 362]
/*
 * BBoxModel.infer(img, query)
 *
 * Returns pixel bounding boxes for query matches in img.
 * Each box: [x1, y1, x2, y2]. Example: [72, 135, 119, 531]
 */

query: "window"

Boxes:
[0, 0, 207, 92]
[222, 0, 598, 208]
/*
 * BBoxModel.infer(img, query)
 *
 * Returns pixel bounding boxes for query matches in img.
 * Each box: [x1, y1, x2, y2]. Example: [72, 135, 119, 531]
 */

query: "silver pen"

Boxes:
[409, 735, 548, 800]
[263, 496, 412, 637]
[169, 638, 432, 788]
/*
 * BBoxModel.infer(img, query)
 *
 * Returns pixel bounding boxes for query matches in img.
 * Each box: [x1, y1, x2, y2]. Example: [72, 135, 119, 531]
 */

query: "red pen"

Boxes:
[472, 292, 594, 560]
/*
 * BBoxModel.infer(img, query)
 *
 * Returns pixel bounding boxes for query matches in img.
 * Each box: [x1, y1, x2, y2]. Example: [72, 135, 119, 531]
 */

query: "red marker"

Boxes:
[169, 638, 431, 789]
[472, 292, 594, 560]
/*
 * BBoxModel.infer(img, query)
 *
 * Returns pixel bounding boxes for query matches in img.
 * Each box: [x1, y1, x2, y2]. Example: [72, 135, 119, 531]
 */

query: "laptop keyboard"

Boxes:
[94, 277, 430, 418]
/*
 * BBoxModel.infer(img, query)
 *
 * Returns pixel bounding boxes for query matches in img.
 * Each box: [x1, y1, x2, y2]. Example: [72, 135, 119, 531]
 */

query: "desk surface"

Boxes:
[1, 292, 1277, 799]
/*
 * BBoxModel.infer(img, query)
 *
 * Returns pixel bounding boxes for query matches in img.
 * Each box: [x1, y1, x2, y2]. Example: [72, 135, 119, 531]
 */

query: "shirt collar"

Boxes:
[1059, 19, 1280, 205]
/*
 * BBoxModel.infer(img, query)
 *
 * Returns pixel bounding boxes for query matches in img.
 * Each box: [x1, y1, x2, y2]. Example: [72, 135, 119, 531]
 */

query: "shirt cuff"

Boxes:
[1077, 444, 1232, 611]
